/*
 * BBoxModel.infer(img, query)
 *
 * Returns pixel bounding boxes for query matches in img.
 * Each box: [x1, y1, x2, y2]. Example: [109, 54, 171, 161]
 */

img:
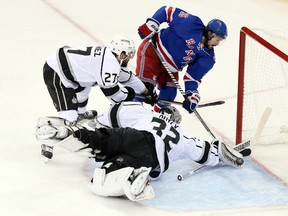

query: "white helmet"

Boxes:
[109, 35, 136, 59]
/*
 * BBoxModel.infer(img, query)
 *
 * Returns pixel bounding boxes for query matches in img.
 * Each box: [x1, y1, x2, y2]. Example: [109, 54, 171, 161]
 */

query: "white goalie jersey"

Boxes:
[95, 101, 219, 179]
[46, 46, 145, 104]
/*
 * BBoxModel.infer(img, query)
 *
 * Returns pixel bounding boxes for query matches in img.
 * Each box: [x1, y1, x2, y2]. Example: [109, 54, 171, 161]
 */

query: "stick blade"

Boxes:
[253, 107, 272, 145]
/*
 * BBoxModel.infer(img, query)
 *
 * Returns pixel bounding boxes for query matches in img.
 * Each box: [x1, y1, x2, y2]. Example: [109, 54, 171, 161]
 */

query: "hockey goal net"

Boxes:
[236, 27, 288, 145]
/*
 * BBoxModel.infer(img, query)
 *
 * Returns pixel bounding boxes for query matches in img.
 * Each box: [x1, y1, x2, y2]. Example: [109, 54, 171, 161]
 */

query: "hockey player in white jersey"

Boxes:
[41, 35, 157, 160]
[35, 102, 251, 201]
[43, 35, 155, 122]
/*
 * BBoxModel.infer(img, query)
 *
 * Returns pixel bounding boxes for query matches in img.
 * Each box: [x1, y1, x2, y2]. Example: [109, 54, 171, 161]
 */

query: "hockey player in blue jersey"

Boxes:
[136, 6, 228, 113]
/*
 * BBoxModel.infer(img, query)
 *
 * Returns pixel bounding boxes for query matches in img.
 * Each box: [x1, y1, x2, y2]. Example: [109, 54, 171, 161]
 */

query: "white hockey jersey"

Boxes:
[96, 101, 219, 179]
[46, 46, 145, 104]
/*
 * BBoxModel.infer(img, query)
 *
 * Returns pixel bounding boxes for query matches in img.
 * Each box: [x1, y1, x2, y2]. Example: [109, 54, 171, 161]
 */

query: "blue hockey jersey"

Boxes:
[152, 6, 216, 91]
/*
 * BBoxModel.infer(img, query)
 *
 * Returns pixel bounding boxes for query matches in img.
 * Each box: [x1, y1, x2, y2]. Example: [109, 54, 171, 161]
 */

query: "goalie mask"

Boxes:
[109, 35, 136, 59]
[159, 106, 182, 124]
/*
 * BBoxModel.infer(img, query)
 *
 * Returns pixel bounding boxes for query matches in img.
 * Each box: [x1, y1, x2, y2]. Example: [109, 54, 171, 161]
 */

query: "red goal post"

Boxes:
[236, 27, 288, 145]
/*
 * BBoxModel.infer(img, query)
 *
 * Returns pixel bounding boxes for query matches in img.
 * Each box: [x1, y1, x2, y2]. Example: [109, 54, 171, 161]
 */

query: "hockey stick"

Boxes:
[159, 99, 225, 108]
[149, 40, 217, 139]
[177, 140, 251, 181]
[177, 164, 206, 181]
[135, 95, 225, 107]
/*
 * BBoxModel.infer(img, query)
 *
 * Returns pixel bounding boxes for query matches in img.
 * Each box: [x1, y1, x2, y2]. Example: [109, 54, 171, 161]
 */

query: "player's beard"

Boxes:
[203, 39, 210, 49]
[121, 59, 129, 67]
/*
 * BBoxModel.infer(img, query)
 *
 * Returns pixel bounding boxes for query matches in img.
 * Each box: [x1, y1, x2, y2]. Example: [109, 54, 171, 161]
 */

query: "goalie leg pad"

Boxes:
[36, 125, 58, 141]
[89, 167, 155, 201]
[37, 116, 72, 128]
[89, 167, 134, 197]
[36, 117, 72, 145]
[36, 125, 69, 141]
[123, 167, 155, 201]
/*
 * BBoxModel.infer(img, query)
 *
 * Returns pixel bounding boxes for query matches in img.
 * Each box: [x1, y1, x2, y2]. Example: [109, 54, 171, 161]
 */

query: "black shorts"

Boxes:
[43, 62, 78, 111]
[99, 128, 160, 173]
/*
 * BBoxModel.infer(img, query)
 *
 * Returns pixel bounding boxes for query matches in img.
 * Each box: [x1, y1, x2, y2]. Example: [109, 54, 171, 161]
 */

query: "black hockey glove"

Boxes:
[142, 82, 158, 106]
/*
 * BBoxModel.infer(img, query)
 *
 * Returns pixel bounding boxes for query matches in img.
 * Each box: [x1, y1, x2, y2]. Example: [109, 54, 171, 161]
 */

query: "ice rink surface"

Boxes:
[1, 0, 288, 215]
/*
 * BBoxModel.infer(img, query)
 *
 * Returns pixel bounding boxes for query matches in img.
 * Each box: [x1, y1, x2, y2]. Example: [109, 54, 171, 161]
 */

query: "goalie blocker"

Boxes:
[212, 139, 245, 168]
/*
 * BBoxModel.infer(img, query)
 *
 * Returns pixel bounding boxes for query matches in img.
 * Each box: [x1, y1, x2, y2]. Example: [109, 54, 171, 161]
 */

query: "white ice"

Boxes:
[1, 0, 288, 215]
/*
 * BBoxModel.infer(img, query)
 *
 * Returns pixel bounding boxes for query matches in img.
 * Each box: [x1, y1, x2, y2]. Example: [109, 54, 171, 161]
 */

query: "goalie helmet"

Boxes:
[159, 106, 182, 124]
[109, 35, 136, 59]
[206, 19, 228, 39]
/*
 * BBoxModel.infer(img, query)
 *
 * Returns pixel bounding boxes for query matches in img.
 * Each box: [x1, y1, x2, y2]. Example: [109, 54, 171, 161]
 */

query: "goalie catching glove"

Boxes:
[182, 90, 201, 113]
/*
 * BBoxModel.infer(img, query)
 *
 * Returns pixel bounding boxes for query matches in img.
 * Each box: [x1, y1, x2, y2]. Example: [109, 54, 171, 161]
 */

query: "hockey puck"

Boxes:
[236, 158, 244, 165]
[177, 175, 183, 181]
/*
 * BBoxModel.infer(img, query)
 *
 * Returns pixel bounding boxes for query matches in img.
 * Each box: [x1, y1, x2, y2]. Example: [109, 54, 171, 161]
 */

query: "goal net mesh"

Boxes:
[237, 28, 288, 145]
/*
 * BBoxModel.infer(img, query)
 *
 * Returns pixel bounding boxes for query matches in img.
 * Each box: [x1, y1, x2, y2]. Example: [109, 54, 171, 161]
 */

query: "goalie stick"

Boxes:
[253, 107, 272, 145]
[177, 140, 251, 181]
